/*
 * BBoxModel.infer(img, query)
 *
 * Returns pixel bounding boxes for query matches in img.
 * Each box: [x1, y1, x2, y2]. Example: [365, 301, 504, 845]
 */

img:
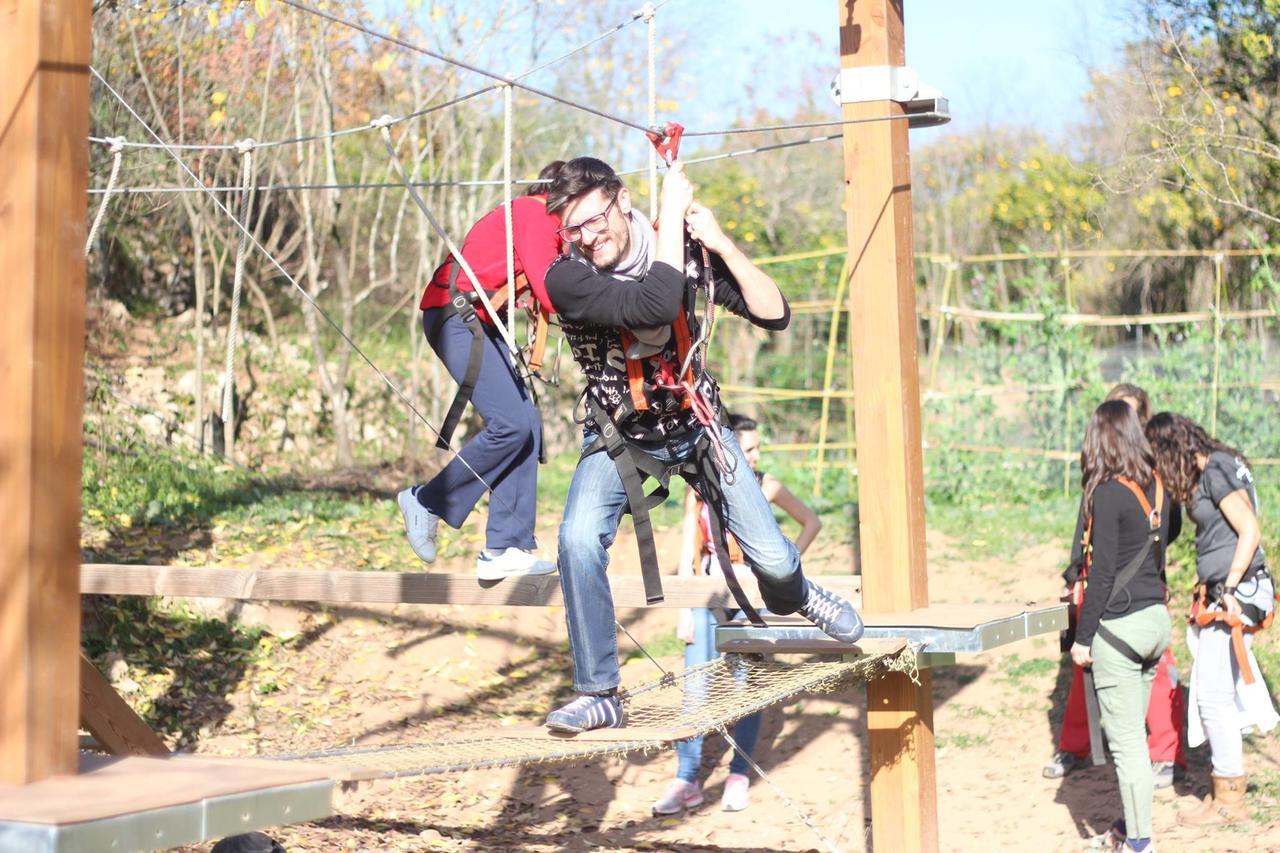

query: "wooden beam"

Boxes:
[837, 1, 938, 851]
[80, 564, 862, 610]
[0, 0, 91, 785]
[79, 653, 169, 757]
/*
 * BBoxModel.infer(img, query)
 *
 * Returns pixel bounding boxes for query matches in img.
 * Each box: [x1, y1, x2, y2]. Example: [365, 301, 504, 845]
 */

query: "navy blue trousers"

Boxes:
[416, 308, 539, 551]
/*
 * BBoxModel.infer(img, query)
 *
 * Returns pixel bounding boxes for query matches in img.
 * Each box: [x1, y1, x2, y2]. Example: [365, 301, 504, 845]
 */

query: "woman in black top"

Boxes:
[1070, 400, 1179, 853]
[1146, 412, 1274, 826]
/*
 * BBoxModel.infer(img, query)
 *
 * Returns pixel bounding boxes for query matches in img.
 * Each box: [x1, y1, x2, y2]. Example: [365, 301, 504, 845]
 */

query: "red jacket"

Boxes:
[421, 194, 562, 320]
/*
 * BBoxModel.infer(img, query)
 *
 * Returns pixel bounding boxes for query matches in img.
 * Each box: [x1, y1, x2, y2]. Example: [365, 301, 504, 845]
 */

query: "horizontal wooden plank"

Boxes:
[80, 564, 862, 610]
[0, 754, 330, 825]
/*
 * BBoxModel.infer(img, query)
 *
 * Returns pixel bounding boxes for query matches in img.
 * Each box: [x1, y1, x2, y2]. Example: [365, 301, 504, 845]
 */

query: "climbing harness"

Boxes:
[1190, 569, 1277, 686]
[566, 121, 764, 621]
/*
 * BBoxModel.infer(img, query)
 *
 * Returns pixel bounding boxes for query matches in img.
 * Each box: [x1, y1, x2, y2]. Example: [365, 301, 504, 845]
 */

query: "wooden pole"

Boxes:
[837, 2, 939, 851]
[0, 0, 91, 784]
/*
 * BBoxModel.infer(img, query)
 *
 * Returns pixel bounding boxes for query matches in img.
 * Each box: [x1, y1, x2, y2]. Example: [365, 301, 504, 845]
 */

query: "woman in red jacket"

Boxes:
[397, 162, 564, 580]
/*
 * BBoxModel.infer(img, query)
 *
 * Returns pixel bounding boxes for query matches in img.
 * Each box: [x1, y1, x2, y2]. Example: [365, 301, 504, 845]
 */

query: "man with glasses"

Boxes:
[539, 156, 864, 733]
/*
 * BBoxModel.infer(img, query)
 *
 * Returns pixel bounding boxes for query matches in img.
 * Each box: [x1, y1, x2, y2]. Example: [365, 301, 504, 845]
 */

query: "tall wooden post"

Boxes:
[837, 2, 939, 851]
[0, 0, 91, 784]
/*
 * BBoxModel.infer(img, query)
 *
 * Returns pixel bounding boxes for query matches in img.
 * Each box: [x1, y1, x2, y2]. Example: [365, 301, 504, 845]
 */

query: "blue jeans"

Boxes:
[416, 308, 539, 551]
[557, 424, 807, 692]
[677, 607, 762, 781]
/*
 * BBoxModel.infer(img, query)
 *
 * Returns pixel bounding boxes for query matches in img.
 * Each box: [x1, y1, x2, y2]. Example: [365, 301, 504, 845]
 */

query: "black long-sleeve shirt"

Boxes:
[1075, 478, 1181, 648]
[545, 240, 789, 442]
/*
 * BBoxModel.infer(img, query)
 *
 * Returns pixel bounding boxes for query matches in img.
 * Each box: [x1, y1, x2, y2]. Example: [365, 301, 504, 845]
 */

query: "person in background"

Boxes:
[397, 163, 564, 580]
[1069, 401, 1180, 853]
[1146, 412, 1275, 827]
[652, 414, 823, 816]
[1045, 383, 1185, 789]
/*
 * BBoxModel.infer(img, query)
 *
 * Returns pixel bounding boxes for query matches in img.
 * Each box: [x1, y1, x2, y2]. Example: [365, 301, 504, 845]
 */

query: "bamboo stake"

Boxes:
[812, 255, 850, 497]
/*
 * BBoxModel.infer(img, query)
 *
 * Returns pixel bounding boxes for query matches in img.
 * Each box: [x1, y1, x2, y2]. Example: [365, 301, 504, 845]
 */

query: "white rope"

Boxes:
[221, 138, 256, 459]
[85, 137, 126, 255]
[88, 118, 942, 196]
[502, 82, 516, 343]
[643, 2, 657, 221]
[90, 66, 536, 542]
[373, 117, 519, 358]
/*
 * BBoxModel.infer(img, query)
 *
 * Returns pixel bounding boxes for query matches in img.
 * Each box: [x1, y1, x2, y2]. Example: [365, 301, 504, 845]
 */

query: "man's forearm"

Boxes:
[717, 243, 785, 321]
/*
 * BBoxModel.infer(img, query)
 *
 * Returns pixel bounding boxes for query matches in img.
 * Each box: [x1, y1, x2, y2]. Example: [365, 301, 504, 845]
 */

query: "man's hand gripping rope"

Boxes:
[648, 122, 737, 483]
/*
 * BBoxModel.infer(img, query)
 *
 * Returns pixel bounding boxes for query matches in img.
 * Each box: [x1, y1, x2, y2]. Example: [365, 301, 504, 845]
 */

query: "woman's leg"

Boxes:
[1196, 623, 1245, 777]
[676, 609, 717, 783]
[1091, 606, 1171, 840]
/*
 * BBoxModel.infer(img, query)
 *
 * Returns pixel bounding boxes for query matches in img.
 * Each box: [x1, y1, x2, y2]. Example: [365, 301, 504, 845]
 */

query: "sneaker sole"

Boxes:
[476, 563, 558, 582]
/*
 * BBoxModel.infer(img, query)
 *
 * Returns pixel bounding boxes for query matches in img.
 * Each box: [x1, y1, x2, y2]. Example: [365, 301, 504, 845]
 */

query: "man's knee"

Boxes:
[558, 516, 606, 564]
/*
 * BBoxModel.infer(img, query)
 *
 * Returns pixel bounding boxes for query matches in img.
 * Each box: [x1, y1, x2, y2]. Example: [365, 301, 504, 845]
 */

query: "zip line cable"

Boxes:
[279, 0, 654, 135]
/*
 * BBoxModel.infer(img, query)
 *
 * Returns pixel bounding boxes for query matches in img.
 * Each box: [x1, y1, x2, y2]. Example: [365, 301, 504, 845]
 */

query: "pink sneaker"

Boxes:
[652, 779, 704, 816]
[721, 773, 751, 812]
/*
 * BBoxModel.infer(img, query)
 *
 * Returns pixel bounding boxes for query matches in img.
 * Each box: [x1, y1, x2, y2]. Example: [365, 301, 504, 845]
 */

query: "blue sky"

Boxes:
[663, 0, 1144, 139]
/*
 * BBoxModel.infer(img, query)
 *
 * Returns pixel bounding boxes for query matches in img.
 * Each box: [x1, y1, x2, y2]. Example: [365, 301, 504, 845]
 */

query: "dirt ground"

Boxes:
[170, 525, 1280, 853]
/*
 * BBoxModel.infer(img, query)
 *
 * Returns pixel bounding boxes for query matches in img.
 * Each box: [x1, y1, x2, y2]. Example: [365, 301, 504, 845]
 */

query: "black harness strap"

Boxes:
[1093, 482, 1166, 670]
[582, 396, 671, 606]
[431, 266, 547, 463]
[434, 264, 490, 451]
[687, 435, 766, 627]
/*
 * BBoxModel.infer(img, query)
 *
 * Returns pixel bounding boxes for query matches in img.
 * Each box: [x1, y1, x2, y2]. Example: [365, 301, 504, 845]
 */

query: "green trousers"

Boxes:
[1091, 603, 1172, 840]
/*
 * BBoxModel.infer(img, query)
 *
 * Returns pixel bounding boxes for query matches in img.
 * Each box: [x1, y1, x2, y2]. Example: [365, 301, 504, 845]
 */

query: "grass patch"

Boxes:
[937, 733, 990, 749]
[1002, 655, 1057, 684]
[623, 631, 685, 662]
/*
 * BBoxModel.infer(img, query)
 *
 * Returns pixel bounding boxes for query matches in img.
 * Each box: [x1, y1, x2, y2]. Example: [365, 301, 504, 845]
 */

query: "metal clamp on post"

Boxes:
[830, 65, 951, 128]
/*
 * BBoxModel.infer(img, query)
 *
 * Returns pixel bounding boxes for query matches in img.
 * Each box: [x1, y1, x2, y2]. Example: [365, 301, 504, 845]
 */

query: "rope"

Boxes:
[85, 137, 126, 255]
[373, 117, 518, 357]
[87, 128, 878, 197]
[501, 84, 516, 342]
[280, 0, 653, 135]
[643, 2, 658, 221]
[221, 139, 256, 460]
[88, 87, 499, 153]
[89, 67, 538, 541]
[615, 621, 846, 853]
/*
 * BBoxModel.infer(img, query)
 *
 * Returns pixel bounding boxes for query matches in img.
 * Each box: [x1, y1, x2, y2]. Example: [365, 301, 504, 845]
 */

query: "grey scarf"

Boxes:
[611, 209, 670, 357]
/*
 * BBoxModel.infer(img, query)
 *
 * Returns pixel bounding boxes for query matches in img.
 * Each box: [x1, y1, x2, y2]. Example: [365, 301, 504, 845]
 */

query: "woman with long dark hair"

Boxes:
[1071, 400, 1179, 853]
[1047, 383, 1185, 786]
[1146, 412, 1276, 826]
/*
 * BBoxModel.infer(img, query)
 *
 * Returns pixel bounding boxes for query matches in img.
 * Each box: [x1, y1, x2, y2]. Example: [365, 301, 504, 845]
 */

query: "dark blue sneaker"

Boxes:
[798, 580, 864, 643]
[545, 693, 625, 733]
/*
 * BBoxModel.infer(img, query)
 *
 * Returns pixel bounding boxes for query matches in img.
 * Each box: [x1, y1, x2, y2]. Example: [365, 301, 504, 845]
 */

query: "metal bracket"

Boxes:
[830, 65, 950, 129]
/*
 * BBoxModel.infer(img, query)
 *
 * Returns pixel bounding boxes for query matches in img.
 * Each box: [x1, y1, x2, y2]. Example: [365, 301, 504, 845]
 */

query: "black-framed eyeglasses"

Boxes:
[556, 196, 618, 243]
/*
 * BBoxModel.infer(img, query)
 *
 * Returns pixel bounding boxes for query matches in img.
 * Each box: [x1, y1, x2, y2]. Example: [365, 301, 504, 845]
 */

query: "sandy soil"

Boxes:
[169, 524, 1280, 852]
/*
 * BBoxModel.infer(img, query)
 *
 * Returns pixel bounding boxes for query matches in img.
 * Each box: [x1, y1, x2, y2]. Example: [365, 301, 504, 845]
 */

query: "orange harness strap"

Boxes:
[618, 313, 696, 415]
[1075, 474, 1165, 605]
[1192, 585, 1275, 685]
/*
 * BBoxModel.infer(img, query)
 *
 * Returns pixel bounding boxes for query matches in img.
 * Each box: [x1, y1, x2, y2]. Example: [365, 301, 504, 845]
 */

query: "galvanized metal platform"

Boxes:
[0, 754, 332, 853]
[715, 602, 1068, 655]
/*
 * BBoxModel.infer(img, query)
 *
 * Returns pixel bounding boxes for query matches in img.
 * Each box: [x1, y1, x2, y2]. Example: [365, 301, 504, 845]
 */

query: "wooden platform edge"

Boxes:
[80, 564, 861, 609]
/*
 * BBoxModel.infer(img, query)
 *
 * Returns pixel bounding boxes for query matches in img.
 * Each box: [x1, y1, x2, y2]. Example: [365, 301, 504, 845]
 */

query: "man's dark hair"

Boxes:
[728, 413, 758, 434]
[524, 160, 565, 197]
[545, 157, 624, 213]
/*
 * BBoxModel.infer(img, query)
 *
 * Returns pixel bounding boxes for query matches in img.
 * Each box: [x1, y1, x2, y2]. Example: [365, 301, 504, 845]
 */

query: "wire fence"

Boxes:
[714, 245, 1280, 501]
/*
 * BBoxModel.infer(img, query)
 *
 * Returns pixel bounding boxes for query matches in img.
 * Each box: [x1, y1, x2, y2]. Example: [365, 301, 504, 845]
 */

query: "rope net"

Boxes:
[279, 650, 915, 779]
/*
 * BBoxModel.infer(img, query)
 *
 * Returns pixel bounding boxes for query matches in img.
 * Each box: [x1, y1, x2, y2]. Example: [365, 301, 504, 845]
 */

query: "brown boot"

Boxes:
[1178, 774, 1250, 826]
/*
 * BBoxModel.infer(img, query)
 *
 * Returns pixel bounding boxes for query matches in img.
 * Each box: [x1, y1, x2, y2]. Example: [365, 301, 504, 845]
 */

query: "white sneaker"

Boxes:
[476, 547, 556, 581]
[397, 488, 440, 563]
[721, 772, 750, 812]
